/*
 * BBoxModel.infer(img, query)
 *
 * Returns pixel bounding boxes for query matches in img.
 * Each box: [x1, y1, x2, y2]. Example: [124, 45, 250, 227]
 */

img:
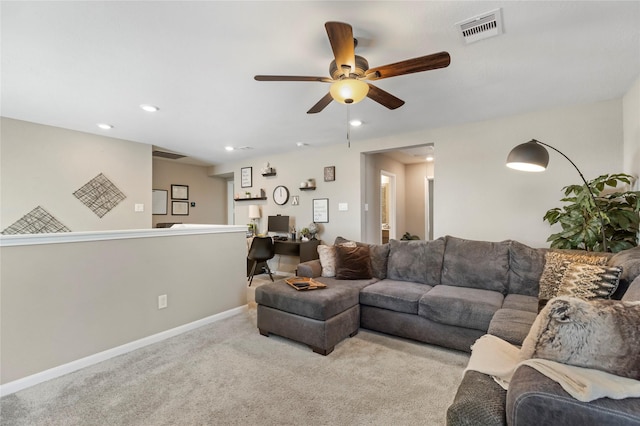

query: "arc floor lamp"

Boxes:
[506, 139, 607, 252]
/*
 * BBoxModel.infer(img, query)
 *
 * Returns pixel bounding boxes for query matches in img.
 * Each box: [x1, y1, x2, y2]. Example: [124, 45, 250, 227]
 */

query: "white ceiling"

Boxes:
[2, 1, 639, 166]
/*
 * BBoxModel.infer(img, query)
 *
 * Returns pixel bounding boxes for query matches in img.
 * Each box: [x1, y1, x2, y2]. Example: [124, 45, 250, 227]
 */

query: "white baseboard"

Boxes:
[0, 305, 247, 397]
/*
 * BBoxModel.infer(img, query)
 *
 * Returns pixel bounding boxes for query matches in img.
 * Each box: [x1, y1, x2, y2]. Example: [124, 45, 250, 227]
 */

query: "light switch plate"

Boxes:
[134, 203, 144, 212]
[338, 203, 348, 211]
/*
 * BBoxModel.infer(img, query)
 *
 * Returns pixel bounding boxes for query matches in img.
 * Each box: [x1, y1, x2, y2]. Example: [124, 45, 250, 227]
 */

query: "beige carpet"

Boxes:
[1, 276, 469, 425]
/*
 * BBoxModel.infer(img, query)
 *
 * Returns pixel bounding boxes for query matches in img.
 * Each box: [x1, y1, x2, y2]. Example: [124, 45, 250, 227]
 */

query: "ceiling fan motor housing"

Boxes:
[330, 55, 369, 79]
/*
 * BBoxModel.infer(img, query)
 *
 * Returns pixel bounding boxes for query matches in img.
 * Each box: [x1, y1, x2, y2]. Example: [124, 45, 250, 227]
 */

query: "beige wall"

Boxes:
[0, 229, 246, 385]
[0, 118, 152, 231]
[623, 75, 640, 191]
[216, 99, 625, 248]
[152, 158, 227, 227]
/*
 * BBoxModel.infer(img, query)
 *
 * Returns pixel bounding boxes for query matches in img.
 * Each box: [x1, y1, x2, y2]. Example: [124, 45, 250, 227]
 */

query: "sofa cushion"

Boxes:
[255, 278, 376, 321]
[418, 285, 504, 331]
[335, 236, 390, 279]
[359, 279, 433, 315]
[502, 294, 538, 313]
[488, 308, 538, 346]
[387, 238, 445, 285]
[508, 241, 546, 296]
[609, 246, 640, 299]
[335, 245, 373, 280]
[441, 236, 510, 294]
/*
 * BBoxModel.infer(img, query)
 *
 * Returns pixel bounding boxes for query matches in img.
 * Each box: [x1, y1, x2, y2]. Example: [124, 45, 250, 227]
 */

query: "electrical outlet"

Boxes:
[158, 294, 168, 309]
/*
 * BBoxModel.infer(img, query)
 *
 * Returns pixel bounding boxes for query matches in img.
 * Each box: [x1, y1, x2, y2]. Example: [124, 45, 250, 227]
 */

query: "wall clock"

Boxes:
[273, 185, 290, 205]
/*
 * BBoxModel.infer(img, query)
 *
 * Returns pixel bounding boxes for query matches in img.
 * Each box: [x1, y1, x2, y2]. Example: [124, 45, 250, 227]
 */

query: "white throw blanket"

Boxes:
[466, 334, 640, 402]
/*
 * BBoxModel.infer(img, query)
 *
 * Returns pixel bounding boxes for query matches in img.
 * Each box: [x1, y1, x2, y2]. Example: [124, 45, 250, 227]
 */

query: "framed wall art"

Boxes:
[241, 167, 252, 188]
[171, 184, 189, 200]
[313, 198, 329, 223]
[152, 189, 168, 215]
[324, 166, 335, 182]
[172, 201, 189, 215]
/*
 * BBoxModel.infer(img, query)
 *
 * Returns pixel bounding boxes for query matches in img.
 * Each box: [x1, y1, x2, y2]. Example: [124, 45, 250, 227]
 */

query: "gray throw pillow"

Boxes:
[519, 296, 640, 380]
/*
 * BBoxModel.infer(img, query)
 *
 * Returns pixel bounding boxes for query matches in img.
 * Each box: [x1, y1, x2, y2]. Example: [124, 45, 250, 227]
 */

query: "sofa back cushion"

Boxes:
[508, 241, 547, 296]
[387, 238, 445, 285]
[441, 236, 510, 294]
[608, 246, 640, 299]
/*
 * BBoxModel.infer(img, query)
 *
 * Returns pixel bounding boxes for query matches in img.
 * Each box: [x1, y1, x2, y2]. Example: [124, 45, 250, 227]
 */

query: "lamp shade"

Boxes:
[329, 78, 369, 104]
[248, 205, 261, 219]
[506, 140, 550, 172]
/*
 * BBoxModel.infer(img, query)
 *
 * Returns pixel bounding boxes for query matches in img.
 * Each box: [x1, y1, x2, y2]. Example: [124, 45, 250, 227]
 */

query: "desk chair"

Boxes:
[247, 236, 275, 286]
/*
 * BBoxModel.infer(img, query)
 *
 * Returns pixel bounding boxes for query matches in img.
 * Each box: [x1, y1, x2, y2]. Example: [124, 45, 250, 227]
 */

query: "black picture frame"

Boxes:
[313, 198, 329, 223]
[172, 201, 189, 215]
[171, 184, 189, 200]
[241, 167, 252, 188]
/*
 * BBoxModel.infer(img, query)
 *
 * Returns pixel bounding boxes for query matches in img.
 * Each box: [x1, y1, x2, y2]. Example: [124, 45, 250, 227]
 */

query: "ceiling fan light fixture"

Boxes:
[330, 79, 369, 104]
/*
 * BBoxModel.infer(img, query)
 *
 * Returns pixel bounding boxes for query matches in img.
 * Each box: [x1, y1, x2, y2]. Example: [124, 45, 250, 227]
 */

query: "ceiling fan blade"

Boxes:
[364, 51, 451, 81]
[366, 84, 405, 110]
[307, 93, 334, 114]
[255, 75, 332, 83]
[325, 22, 356, 77]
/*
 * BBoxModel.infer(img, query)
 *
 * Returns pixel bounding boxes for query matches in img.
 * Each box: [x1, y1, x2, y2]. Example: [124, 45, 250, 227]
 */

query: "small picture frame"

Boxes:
[171, 184, 189, 200]
[172, 201, 189, 215]
[313, 198, 329, 223]
[241, 167, 252, 188]
[152, 189, 168, 215]
[324, 166, 335, 182]
[291, 195, 300, 206]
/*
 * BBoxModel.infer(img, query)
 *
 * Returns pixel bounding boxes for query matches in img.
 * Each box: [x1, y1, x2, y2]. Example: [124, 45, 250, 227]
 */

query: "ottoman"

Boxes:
[255, 278, 375, 355]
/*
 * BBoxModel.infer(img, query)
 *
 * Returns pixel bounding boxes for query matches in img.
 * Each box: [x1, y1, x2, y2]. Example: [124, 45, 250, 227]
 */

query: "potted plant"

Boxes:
[543, 173, 640, 252]
[300, 227, 310, 241]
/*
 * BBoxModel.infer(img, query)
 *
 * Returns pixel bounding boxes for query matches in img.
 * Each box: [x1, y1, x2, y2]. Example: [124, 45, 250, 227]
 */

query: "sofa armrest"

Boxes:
[297, 259, 322, 278]
[506, 365, 640, 426]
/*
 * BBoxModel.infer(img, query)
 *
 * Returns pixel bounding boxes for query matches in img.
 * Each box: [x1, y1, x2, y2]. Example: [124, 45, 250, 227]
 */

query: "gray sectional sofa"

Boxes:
[255, 235, 640, 425]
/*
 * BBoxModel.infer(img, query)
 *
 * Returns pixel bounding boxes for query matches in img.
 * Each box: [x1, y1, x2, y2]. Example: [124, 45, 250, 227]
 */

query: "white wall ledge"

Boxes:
[0, 224, 247, 247]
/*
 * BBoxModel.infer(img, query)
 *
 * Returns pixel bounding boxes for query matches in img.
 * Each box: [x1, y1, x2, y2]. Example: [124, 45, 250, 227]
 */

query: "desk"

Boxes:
[274, 239, 321, 263]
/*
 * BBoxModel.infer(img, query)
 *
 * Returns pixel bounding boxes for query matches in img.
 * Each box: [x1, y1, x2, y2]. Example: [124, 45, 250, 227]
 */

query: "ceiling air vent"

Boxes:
[152, 150, 186, 160]
[456, 8, 503, 44]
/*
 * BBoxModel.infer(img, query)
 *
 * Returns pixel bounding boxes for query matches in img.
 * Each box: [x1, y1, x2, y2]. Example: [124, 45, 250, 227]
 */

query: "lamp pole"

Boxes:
[530, 139, 608, 252]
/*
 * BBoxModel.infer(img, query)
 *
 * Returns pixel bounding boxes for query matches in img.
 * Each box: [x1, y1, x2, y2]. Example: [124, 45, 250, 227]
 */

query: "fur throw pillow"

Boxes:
[520, 296, 640, 380]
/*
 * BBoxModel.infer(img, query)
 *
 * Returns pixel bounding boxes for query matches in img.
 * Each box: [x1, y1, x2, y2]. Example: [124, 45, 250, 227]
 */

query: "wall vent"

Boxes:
[152, 150, 186, 160]
[456, 8, 503, 44]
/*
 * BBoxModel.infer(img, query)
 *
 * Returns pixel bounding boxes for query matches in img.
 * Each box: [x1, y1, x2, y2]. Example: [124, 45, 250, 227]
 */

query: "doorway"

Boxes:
[380, 171, 396, 243]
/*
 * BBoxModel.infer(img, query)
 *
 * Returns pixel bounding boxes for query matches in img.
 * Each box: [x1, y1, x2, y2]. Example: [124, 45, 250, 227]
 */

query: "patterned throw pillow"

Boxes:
[538, 251, 609, 301]
[556, 263, 622, 300]
[317, 242, 356, 277]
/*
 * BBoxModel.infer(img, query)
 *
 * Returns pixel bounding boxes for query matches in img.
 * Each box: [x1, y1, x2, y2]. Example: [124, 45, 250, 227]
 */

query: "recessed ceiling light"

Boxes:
[349, 119, 362, 127]
[140, 104, 159, 112]
[426, 156, 434, 162]
[97, 123, 113, 130]
[225, 146, 234, 151]
[296, 142, 308, 147]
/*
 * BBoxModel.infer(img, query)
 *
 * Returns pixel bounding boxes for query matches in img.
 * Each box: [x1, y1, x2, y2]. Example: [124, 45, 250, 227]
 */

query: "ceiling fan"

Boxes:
[255, 21, 451, 114]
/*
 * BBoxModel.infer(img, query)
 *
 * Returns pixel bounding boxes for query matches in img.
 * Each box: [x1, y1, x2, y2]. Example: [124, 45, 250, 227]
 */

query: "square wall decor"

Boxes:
[73, 173, 126, 218]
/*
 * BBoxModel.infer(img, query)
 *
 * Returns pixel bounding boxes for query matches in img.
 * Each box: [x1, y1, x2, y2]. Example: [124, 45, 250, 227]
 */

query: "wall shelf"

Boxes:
[299, 187, 316, 191]
[235, 197, 267, 201]
[261, 172, 276, 177]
